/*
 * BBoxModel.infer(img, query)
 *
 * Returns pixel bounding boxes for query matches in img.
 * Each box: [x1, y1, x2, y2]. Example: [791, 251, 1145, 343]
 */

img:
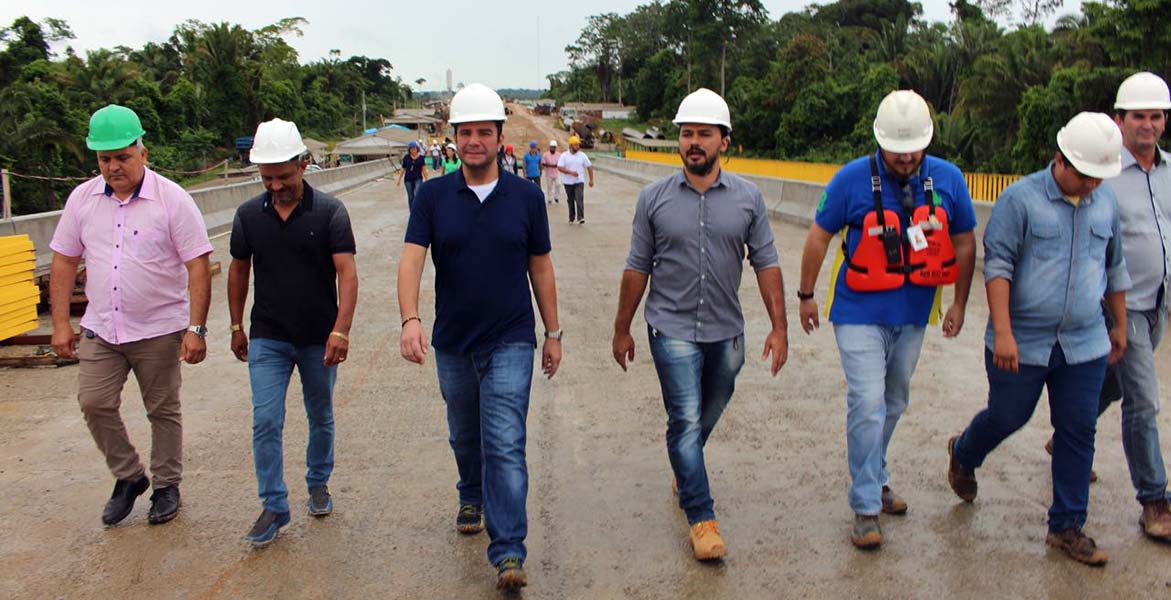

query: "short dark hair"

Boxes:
[1115, 108, 1169, 120]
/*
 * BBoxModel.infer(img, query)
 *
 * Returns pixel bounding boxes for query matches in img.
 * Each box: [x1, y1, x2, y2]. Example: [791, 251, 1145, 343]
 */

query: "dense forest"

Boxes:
[0, 16, 411, 214]
[547, 0, 1170, 172]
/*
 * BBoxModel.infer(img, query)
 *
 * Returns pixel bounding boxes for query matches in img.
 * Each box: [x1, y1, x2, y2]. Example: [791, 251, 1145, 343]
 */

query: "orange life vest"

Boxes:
[844, 155, 955, 292]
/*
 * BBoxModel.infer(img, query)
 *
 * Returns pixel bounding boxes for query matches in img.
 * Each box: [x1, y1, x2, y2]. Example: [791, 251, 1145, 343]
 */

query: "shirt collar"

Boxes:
[454, 168, 507, 200]
[873, 149, 926, 185]
[674, 168, 729, 192]
[1042, 161, 1096, 206]
[1120, 145, 1169, 170]
[99, 168, 152, 200]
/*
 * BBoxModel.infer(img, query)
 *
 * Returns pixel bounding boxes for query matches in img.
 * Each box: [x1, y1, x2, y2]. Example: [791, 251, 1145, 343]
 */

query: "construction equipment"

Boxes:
[0, 235, 38, 341]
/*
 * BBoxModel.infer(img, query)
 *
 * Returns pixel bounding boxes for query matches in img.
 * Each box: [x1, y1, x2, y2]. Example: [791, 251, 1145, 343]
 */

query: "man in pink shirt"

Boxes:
[541, 139, 562, 204]
[49, 105, 213, 527]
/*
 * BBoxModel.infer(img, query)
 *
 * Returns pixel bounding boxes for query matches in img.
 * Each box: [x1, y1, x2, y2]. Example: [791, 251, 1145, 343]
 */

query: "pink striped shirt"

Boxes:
[50, 169, 213, 344]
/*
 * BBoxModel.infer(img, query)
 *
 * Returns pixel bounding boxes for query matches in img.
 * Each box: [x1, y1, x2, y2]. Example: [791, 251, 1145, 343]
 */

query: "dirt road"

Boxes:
[2, 109, 1170, 599]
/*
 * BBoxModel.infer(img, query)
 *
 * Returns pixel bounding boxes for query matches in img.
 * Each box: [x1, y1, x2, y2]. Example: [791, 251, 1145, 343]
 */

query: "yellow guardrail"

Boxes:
[624, 149, 1020, 202]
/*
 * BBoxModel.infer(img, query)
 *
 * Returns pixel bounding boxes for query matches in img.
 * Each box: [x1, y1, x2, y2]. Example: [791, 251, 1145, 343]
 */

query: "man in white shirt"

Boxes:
[557, 136, 594, 224]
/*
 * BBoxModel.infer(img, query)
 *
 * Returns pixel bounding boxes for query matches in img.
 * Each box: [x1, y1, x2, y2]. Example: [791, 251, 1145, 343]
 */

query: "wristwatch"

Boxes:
[544, 330, 563, 340]
[796, 290, 815, 301]
[187, 325, 208, 338]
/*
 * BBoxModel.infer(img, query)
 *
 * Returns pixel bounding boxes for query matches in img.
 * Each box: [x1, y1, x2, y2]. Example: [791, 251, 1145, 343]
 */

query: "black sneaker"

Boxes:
[496, 557, 527, 591]
[245, 509, 291, 548]
[308, 485, 333, 516]
[456, 504, 484, 534]
[101, 476, 150, 526]
[148, 485, 181, 525]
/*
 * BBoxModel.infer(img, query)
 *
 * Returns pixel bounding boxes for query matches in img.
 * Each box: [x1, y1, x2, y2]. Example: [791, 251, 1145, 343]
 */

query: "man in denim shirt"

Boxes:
[948, 112, 1130, 567]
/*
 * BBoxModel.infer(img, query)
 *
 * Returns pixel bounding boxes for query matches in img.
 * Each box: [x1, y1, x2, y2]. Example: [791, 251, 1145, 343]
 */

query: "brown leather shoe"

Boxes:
[690, 520, 727, 561]
[948, 435, 977, 502]
[1046, 528, 1108, 566]
[1045, 436, 1097, 482]
[1140, 498, 1171, 541]
[851, 514, 883, 549]
[881, 486, 907, 515]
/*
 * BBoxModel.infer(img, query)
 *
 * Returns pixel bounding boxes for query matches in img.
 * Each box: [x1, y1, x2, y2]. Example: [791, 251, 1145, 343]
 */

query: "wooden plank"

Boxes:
[0, 332, 78, 346]
[0, 355, 78, 368]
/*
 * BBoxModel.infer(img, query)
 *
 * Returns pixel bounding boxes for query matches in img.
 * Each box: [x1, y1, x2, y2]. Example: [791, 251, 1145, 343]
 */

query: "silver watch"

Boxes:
[187, 325, 208, 338]
[544, 329, 563, 340]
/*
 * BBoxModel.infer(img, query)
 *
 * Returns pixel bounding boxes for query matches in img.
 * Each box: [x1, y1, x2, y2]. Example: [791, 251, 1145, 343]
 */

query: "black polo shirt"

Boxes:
[404, 169, 551, 354]
[230, 182, 356, 346]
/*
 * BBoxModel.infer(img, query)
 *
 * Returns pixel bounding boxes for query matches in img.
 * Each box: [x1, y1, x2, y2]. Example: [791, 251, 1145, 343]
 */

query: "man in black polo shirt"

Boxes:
[398, 83, 561, 592]
[227, 118, 358, 547]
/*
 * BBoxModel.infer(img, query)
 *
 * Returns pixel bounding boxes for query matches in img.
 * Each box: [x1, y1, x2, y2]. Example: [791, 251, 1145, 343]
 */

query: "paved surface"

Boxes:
[3, 110, 1171, 599]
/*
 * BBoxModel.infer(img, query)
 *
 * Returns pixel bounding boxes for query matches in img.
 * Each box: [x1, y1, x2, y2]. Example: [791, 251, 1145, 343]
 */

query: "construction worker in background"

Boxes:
[502, 144, 519, 175]
[228, 118, 359, 547]
[542, 139, 562, 204]
[442, 143, 461, 175]
[49, 104, 213, 527]
[397, 140, 429, 211]
[429, 139, 442, 171]
[947, 112, 1129, 567]
[798, 90, 978, 550]
[557, 135, 594, 224]
[398, 83, 561, 592]
[1088, 71, 1171, 543]
[523, 141, 543, 191]
[612, 88, 788, 561]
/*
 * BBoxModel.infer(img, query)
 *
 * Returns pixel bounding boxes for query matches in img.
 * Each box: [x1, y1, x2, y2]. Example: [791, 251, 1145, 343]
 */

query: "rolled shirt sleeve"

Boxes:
[746, 188, 780, 272]
[169, 192, 214, 263]
[624, 189, 654, 274]
[982, 189, 1024, 283]
[49, 189, 85, 258]
[1104, 196, 1131, 294]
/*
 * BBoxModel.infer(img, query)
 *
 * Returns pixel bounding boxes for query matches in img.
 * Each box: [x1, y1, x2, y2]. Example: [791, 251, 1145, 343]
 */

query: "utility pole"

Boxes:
[362, 89, 368, 133]
[1, 169, 10, 221]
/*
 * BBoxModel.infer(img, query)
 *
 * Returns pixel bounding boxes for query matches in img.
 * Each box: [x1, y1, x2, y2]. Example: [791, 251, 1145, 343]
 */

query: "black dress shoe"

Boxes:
[102, 476, 150, 525]
[148, 486, 181, 525]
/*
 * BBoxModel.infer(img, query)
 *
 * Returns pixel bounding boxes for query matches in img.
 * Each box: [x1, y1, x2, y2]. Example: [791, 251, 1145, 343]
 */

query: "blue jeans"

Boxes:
[1099, 305, 1168, 503]
[435, 342, 534, 566]
[404, 178, 421, 211]
[954, 345, 1106, 532]
[248, 338, 337, 514]
[647, 325, 745, 525]
[833, 324, 925, 515]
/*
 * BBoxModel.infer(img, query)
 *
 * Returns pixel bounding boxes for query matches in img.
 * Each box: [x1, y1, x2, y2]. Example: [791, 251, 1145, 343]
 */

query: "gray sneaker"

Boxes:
[851, 514, 883, 549]
[308, 485, 333, 516]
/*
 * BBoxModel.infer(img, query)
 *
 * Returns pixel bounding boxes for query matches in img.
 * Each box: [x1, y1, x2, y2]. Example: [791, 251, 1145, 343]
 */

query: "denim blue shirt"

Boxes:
[982, 165, 1131, 366]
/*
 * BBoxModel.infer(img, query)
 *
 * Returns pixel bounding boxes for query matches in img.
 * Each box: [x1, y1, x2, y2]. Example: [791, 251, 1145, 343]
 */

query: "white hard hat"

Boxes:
[549, 139, 558, 147]
[873, 90, 933, 153]
[445, 143, 457, 151]
[250, 118, 307, 164]
[1056, 112, 1123, 179]
[1114, 72, 1171, 111]
[672, 88, 732, 131]
[448, 83, 506, 124]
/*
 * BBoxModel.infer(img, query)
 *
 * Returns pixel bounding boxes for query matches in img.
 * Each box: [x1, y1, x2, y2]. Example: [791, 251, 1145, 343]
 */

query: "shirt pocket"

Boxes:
[1028, 222, 1062, 260]
[130, 227, 171, 262]
[1087, 220, 1112, 261]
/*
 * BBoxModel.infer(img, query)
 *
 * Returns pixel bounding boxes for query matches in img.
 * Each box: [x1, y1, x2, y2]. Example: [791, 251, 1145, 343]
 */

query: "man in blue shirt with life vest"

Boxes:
[798, 90, 978, 550]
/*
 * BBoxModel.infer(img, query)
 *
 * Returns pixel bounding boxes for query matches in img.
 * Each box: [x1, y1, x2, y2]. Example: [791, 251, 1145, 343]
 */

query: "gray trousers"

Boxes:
[1099, 299, 1169, 503]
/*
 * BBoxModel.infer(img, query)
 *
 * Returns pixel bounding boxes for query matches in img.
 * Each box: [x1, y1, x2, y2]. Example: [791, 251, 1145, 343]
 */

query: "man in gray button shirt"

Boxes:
[611, 88, 788, 562]
[1095, 71, 1171, 541]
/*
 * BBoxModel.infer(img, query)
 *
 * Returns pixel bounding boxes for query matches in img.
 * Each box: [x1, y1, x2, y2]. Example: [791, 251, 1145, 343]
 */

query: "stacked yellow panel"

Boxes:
[0, 235, 38, 341]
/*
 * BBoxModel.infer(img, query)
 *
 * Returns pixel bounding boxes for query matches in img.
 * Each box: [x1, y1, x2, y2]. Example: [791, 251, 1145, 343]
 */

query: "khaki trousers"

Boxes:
[77, 330, 184, 488]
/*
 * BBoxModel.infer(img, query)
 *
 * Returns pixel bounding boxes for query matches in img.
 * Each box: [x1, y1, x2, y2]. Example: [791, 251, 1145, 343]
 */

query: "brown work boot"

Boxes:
[1140, 498, 1171, 541]
[1045, 436, 1097, 482]
[495, 557, 527, 591]
[881, 486, 908, 515]
[851, 514, 883, 549]
[1046, 528, 1108, 566]
[948, 435, 977, 502]
[689, 520, 727, 561]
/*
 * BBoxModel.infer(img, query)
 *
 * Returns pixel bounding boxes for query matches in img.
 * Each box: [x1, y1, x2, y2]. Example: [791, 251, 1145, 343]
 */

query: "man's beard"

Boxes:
[684, 147, 719, 176]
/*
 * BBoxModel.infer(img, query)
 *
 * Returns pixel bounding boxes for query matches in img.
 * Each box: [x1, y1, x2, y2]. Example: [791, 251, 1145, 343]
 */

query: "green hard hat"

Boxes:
[86, 104, 146, 151]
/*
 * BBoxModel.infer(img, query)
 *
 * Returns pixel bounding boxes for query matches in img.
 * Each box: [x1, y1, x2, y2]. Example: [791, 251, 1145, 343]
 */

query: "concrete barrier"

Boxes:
[593, 155, 992, 260]
[1, 159, 393, 270]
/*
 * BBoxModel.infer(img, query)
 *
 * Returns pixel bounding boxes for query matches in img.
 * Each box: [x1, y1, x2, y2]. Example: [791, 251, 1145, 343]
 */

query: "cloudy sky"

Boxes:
[2, 1, 1084, 90]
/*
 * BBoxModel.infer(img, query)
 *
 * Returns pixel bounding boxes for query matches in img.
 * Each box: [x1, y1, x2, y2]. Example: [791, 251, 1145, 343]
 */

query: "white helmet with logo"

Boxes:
[1057, 112, 1123, 179]
[873, 90, 933, 153]
[250, 119, 308, 164]
[448, 83, 507, 124]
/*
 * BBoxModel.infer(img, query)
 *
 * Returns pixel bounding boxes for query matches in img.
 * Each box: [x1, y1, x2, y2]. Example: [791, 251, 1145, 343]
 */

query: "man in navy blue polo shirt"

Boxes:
[397, 83, 561, 593]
